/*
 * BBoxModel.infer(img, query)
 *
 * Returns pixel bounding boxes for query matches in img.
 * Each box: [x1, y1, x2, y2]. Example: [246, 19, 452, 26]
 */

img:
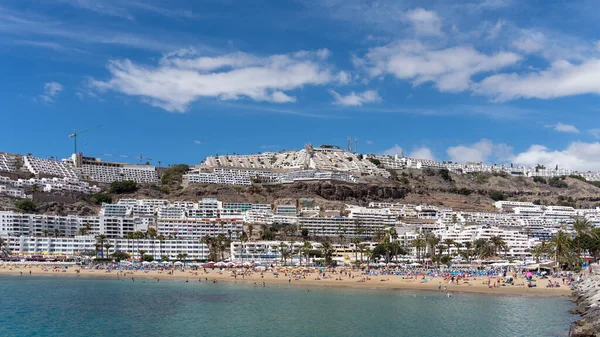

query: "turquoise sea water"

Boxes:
[0, 276, 575, 337]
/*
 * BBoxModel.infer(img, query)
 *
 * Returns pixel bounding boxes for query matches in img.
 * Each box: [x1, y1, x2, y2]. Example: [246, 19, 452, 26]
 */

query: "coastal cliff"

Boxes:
[571, 274, 600, 336]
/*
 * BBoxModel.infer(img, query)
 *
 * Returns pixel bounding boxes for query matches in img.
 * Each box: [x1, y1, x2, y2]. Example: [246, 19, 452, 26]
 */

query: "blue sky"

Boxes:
[2, 0, 600, 170]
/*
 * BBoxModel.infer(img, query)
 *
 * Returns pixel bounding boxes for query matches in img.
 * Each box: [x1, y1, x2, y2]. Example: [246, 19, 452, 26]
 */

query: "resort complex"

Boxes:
[0, 145, 600, 269]
[1, 193, 598, 264]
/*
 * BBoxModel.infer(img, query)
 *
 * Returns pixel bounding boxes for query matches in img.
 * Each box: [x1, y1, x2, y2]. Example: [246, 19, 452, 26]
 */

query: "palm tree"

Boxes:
[321, 241, 334, 266]
[463, 241, 473, 262]
[352, 237, 361, 263]
[454, 242, 463, 256]
[442, 239, 455, 256]
[551, 230, 574, 269]
[95, 234, 107, 258]
[104, 243, 113, 258]
[247, 224, 254, 241]
[425, 232, 440, 259]
[201, 236, 214, 261]
[573, 218, 597, 265]
[125, 233, 132, 257]
[279, 242, 287, 265]
[157, 235, 165, 258]
[147, 228, 157, 259]
[489, 236, 506, 256]
[303, 241, 311, 266]
[411, 236, 426, 263]
[358, 243, 366, 263]
[530, 242, 550, 263]
[240, 231, 248, 263]
[138, 249, 147, 262]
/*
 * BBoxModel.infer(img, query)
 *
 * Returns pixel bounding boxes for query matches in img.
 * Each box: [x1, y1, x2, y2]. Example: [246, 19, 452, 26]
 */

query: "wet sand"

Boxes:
[0, 265, 572, 297]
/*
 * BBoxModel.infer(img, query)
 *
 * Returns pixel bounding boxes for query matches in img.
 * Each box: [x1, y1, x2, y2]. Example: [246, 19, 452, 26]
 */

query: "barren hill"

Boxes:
[3, 168, 599, 216]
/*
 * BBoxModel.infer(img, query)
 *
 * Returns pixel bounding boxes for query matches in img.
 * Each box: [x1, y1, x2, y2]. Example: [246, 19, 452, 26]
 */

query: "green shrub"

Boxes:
[109, 180, 138, 194]
[489, 190, 505, 201]
[533, 176, 547, 184]
[548, 177, 568, 188]
[160, 164, 189, 185]
[438, 169, 452, 181]
[91, 193, 112, 205]
[15, 199, 36, 213]
[456, 188, 473, 196]
[367, 158, 381, 166]
[423, 168, 435, 176]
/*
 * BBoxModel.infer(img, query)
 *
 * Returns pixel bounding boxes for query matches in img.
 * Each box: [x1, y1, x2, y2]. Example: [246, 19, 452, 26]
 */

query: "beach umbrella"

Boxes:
[174, 261, 183, 265]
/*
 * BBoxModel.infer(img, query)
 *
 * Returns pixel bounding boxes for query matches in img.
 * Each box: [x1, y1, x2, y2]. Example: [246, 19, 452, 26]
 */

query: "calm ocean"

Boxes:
[0, 276, 575, 337]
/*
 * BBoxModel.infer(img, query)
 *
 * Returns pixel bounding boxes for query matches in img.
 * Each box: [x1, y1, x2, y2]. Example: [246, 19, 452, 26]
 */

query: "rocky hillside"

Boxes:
[2, 168, 600, 216]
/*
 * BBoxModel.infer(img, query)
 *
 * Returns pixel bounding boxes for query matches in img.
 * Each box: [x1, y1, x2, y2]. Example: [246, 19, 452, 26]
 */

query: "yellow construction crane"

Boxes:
[68, 125, 101, 154]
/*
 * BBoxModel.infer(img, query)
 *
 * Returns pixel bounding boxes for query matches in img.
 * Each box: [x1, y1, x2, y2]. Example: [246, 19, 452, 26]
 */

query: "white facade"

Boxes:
[2, 236, 209, 260]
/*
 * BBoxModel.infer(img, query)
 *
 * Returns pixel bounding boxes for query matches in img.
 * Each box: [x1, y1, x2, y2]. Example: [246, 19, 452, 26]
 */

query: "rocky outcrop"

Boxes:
[571, 274, 600, 337]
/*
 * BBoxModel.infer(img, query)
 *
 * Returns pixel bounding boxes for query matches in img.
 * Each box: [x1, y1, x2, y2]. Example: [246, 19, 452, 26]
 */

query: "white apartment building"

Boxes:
[0, 185, 26, 198]
[157, 218, 243, 240]
[0, 153, 16, 172]
[23, 156, 78, 179]
[432, 225, 537, 259]
[298, 215, 389, 238]
[494, 201, 537, 210]
[0, 211, 150, 239]
[2, 236, 210, 260]
[70, 155, 158, 184]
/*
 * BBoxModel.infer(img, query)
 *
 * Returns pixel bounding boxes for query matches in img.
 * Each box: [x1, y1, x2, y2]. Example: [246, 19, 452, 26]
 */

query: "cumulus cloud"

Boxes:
[512, 142, 600, 171]
[336, 71, 351, 84]
[382, 144, 404, 157]
[360, 41, 521, 92]
[365, 140, 373, 145]
[590, 129, 600, 139]
[193, 140, 202, 145]
[447, 139, 513, 163]
[474, 59, 600, 101]
[546, 122, 579, 133]
[512, 31, 545, 53]
[330, 90, 381, 106]
[38, 81, 63, 103]
[90, 48, 335, 112]
[405, 8, 442, 36]
[486, 19, 506, 40]
[409, 147, 435, 160]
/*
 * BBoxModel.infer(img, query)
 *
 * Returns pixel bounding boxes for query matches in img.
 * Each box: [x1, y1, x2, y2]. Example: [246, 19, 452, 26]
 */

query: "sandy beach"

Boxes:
[0, 265, 573, 297]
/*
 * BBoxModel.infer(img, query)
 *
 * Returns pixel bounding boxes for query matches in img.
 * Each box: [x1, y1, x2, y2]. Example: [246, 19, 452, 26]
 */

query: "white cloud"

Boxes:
[447, 139, 513, 163]
[330, 89, 381, 106]
[365, 140, 373, 145]
[487, 19, 505, 40]
[546, 122, 579, 133]
[91, 49, 334, 112]
[360, 41, 521, 92]
[474, 59, 600, 101]
[38, 81, 63, 103]
[405, 8, 442, 36]
[512, 142, 600, 171]
[382, 144, 404, 157]
[590, 129, 600, 139]
[336, 71, 351, 84]
[409, 147, 435, 160]
[193, 140, 202, 145]
[512, 31, 545, 53]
